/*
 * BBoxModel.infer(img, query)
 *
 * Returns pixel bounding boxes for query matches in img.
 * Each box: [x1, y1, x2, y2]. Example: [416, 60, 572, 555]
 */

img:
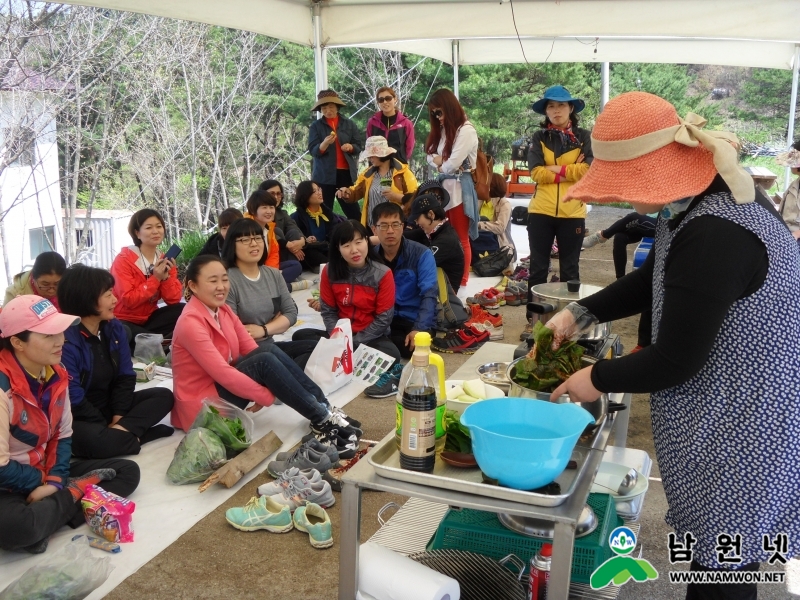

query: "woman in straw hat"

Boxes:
[548, 91, 800, 597]
[336, 136, 418, 227]
[308, 89, 363, 221]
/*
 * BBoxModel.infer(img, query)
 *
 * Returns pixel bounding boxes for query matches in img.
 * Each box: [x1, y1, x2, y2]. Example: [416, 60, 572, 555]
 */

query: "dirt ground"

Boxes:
[106, 206, 796, 600]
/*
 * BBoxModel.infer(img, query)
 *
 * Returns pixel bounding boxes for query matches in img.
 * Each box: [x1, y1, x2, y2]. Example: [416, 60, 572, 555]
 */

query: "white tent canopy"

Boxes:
[68, 0, 800, 69]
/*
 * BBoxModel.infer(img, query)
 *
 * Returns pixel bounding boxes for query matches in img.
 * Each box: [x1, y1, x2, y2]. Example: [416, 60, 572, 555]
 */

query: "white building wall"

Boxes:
[0, 92, 64, 291]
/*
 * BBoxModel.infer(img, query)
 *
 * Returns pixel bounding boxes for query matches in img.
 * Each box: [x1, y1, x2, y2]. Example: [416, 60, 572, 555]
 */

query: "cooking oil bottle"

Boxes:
[395, 332, 446, 456]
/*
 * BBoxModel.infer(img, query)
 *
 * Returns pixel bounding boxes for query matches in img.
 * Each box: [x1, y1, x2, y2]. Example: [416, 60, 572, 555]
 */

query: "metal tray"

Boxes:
[368, 434, 596, 508]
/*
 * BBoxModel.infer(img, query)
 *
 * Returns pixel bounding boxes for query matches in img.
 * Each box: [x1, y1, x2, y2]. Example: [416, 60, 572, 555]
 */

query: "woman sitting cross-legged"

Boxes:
[223, 219, 318, 369]
[58, 265, 175, 459]
[293, 220, 401, 364]
[291, 180, 344, 272]
[170, 255, 362, 457]
[0, 295, 140, 554]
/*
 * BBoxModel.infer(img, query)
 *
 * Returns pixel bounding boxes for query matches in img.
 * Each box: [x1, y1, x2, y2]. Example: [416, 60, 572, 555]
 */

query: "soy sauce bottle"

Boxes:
[399, 341, 438, 473]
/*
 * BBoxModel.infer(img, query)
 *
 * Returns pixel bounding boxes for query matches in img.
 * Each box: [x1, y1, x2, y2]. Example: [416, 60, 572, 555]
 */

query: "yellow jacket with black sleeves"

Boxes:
[527, 127, 593, 219]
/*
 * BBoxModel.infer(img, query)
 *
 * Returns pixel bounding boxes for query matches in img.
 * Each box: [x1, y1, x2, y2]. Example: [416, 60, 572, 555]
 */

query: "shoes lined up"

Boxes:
[225, 494, 333, 548]
[431, 324, 491, 354]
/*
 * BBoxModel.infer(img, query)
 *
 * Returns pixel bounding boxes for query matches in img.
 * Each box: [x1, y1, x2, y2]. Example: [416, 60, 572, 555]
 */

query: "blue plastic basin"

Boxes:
[460, 398, 595, 490]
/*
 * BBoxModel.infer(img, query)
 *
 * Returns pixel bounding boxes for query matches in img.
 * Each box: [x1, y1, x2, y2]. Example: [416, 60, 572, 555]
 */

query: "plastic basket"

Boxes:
[427, 493, 621, 584]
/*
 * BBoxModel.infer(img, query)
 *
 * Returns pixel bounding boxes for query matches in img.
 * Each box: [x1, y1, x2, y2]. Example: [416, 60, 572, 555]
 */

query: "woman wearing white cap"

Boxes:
[0, 295, 140, 554]
[336, 136, 418, 227]
[548, 92, 800, 599]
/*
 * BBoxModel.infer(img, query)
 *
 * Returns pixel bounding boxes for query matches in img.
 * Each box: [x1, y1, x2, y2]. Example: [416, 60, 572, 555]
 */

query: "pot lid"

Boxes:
[498, 504, 598, 539]
[530, 282, 603, 302]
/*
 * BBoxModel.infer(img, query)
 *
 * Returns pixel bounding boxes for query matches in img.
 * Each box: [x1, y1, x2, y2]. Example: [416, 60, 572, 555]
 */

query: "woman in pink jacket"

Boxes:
[170, 255, 361, 456]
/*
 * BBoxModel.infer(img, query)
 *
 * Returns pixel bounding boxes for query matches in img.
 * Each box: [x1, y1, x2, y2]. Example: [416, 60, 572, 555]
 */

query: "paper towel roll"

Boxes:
[357, 543, 460, 600]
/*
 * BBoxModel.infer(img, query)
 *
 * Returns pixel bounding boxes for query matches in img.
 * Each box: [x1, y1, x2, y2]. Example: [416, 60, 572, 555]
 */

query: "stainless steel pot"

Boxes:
[506, 356, 616, 426]
[528, 282, 610, 341]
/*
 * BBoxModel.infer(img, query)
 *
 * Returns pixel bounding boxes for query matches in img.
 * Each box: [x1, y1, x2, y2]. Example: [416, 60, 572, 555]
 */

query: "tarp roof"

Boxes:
[66, 0, 800, 69]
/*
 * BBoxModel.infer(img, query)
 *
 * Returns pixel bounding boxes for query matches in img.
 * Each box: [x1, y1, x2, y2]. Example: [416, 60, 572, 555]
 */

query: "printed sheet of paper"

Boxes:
[352, 344, 394, 384]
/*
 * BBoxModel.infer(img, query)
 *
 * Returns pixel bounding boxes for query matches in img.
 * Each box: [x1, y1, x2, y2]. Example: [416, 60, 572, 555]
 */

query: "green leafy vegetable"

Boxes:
[166, 428, 227, 484]
[512, 322, 584, 393]
[443, 410, 472, 454]
[193, 405, 250, 456]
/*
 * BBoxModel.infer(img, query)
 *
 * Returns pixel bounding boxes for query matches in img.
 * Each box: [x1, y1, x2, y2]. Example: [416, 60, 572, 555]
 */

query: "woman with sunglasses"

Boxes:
[4, 251, 66, 309]
[425, 88, 479, 287]
[366, 87, 415, 165]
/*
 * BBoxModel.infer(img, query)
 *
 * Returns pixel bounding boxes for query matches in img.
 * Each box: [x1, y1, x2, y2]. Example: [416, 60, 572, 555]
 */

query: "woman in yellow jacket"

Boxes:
[337, 136, 418, 227]
[526, 86, 593, 297]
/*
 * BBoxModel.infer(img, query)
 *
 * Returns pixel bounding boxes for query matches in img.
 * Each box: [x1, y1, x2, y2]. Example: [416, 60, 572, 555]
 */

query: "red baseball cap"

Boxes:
[0, 295, 79, 338]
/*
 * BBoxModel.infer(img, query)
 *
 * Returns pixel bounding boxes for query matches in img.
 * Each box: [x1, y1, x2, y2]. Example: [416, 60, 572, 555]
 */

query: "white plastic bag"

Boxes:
[303, 318, 354, 395]
[0, 537, 113, 599]
[189, 398, 254, 457]
[133, 333, 166, 363]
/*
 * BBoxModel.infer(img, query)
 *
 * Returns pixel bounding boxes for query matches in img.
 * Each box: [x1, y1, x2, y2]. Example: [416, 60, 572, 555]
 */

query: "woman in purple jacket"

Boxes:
[366, 86, 415, 165]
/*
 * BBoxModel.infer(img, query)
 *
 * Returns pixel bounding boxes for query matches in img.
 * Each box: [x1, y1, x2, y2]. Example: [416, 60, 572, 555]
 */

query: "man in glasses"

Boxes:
[363, 202, 438, 398]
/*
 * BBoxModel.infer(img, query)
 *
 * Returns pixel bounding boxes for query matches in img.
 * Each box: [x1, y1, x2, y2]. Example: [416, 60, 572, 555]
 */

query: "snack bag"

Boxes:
[81, 484, 136, 543]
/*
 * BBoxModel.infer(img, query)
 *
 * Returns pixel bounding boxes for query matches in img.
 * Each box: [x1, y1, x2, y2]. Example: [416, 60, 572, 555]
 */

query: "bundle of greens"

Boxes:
[192, 405, 251, 456]
[443, 410, 472, 454]
[167, 428, 227, 485]
[512, 322, 584, 393]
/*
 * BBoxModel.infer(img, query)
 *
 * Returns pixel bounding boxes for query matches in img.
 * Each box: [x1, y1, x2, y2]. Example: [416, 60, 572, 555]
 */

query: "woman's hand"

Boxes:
[246, 403, 264, 413]
[306, 236, 317, 243]
[27, 484, 59, 504]
[792, 230, 800, 240]
[576, 153, 585, 163]
[341, 143, 354, 153]
[152, 258, 174, 282]
[432, 155, 443, 167]
[336, 187, 351, 200]
[550, 366, 601, 404]
[244, 324, 266, 339]
[307, 298, 321, 312]
[320, 132, 336, 151]
[381, 189, 403, 203]
[286, 239, 305, 253]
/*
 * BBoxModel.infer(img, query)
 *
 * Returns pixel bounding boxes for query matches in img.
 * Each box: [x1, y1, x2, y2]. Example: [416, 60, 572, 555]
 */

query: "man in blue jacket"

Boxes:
[365, 203, 438, 398]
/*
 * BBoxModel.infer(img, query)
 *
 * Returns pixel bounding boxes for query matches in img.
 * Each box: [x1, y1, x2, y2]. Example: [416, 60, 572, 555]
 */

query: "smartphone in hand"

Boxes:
[164, 244, 182, 262]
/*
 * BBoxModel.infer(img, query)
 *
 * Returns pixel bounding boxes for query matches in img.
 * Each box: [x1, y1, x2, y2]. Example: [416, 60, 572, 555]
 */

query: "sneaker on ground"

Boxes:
[520, 321, 534, 341]
[431, 327, 490, 354]
[270, 479, 335, 511]
[225, 495, 293, 533]
[582, 231, 607, 249]
[306, 424, 359, 460]
[293, 502, 334, 549]
[468, 320, 504, 341]
[276, 438, 339, 465]
[258, 467, 322, 497]
[365, 362, 404, 398]
[466, 304, 503, 327]
[493, 276, 510, 292]
[266, 445, 332, 478]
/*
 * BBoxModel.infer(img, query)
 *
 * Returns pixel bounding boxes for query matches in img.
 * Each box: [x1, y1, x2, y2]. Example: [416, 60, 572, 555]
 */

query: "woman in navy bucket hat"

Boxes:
[523, 85, 593, 338]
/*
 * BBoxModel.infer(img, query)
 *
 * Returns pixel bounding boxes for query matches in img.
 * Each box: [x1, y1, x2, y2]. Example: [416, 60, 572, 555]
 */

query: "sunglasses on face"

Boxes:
[377, 96, 394, 103]
[430, 109, 443, 119]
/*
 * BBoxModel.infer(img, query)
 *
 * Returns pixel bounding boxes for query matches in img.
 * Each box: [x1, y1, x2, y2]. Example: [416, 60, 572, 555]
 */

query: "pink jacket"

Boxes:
[170, 295, 274, 430]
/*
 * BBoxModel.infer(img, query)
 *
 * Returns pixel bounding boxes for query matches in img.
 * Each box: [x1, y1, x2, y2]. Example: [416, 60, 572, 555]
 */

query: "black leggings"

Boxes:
[319, 169, 361, 221]
[527, 214, 585, 299]
[70, 387, 174, 459]
[121, 303, 185, 350]
[0, 458, 140, 551]
[301, 242, 330, 270]
[602, 212, 657, 279]
[685, 560, 758, 600]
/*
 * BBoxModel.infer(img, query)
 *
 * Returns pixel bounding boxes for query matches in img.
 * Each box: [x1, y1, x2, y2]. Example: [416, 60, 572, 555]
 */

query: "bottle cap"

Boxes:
[539, 543, 553, 558]
[414, 331, 432, 347]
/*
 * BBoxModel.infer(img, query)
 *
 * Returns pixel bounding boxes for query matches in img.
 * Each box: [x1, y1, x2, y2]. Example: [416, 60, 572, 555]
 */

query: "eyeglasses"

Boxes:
[377, 96, 394, 104]
[35, 280, 59, 291]
[430, 109, 443, 119]
[268, 191, 283, 198]
[376, 222, 404, 231]
[236, 236, 264, 245]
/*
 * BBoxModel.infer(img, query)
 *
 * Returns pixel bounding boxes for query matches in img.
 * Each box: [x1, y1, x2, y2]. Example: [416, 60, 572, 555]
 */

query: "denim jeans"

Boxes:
[215, 345, 330, 423]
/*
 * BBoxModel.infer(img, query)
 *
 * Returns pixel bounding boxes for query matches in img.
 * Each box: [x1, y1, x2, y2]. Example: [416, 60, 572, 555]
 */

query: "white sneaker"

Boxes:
[270, 479, 335, 511]
[258, 468, 322, 497]
[469, 321, 504, 341]
[582, 232, 607, 248]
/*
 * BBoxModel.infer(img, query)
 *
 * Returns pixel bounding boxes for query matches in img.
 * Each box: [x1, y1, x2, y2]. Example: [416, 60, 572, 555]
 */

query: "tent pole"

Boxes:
[312, 2, 328, 102]
[452, 40, 459, 99]
[785, 44, 799, 193]
[601, 62, 610, 111]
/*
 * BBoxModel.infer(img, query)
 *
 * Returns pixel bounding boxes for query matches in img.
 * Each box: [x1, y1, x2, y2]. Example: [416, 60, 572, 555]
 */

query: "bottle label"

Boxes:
[397, 402, 446, 439]
[400, 408, 436, 458]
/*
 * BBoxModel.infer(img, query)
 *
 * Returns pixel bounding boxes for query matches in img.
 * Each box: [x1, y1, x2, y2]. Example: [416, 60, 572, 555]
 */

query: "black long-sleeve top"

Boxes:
[579, 178, 779, 393]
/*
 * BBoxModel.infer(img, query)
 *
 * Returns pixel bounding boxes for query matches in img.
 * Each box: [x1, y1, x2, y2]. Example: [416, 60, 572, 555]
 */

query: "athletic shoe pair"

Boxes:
[464, 305, 504, 341]
[308, 408, 363, 460]
[466, 287, 505, 310]
[225, 497, 333, 548]
[364, 362, 404, 398]
[431, 325, 491, 354]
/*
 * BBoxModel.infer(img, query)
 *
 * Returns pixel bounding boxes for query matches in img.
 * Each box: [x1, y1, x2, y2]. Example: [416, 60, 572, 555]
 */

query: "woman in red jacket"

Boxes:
[170, 255, 362, 457]
[0, 295, 139, 554]
[110, 209, 184, 343]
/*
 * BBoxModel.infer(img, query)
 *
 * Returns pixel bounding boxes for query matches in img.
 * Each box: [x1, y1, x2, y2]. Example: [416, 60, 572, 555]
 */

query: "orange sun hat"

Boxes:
[564, 92, 754, 206]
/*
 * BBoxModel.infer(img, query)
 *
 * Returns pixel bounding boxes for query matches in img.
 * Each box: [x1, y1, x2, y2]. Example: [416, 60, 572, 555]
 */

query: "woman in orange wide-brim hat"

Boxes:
[548, 91, 800, 599]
